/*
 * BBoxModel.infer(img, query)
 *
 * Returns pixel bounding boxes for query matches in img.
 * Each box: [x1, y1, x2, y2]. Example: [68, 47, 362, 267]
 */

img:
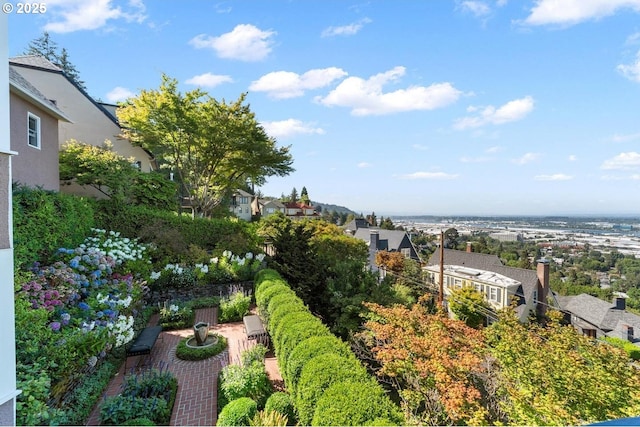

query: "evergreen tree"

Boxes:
[25, 32, 86, 90]
[300, 186, 310, 205]
[290, 187, 298, 203]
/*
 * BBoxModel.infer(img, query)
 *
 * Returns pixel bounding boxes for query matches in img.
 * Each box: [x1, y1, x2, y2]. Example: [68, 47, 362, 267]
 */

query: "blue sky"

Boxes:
[7, 1, 640, 216]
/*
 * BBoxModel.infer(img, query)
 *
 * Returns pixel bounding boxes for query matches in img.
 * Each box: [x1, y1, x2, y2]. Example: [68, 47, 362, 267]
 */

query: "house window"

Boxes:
[240, 196, 249, 204]
[28, 112, 41, 149]
[474, 283, 482, 293]
[533, 290, 538, 303]
[583, 329, 597, 338]
[489, 287, 498, 302]
[401, 248, 411, 258]
[454, 279, 462, 288]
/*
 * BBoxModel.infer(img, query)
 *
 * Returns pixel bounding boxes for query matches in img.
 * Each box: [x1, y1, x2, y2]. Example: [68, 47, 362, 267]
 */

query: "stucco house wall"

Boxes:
[10, 93, 60, 191]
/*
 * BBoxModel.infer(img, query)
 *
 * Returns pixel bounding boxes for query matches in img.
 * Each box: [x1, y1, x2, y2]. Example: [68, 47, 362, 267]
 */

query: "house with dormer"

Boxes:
[229, 189, 253, 221]
[424, 247, 552, 322]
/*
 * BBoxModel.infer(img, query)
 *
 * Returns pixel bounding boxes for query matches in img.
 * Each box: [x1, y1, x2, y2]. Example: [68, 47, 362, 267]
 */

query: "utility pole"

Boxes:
[439, 230, 444, 307]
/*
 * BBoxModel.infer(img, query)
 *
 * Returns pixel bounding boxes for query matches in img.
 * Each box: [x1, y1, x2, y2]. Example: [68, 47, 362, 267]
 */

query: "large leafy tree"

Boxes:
[118, 75, 294, 217]
[360, 300, 489, 425]
[485, 309, 640, 425]
[449, 286, 492, 328]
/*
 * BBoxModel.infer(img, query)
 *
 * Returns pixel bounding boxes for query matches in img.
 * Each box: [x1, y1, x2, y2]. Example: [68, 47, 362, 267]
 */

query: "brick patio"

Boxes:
[86, 308, 282, 426]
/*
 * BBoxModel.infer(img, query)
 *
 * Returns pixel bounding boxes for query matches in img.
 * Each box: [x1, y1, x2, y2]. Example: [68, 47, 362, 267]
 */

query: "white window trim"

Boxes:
[489, 287, 498, 302]
[28, 112, 41, 149]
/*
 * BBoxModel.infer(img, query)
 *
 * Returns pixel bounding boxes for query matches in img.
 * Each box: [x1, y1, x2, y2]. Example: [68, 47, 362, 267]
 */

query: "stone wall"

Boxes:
[146, 281, 254, 306]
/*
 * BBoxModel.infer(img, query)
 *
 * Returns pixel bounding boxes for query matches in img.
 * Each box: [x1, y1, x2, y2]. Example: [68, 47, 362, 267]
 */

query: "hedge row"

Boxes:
[254, 269, 403, 426]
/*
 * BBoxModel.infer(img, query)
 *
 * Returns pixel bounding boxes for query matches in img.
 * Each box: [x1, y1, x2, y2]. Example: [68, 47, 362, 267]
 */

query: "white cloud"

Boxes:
[460, 1, 491, 17]
[189, 24, 276, 61]
[534, 173, 573, 181]
[626, 32, 640, 45]
[316, 66, 462, 116]
[321, 18, 372, 37]
[261, 119, 325, 139]
[250, 68, 348, 99]
[568, 154, 578, 161]
[617, 50, 640, 83]
[601, 152, 640, 169]
[486, 145, 503, 153]
[522, 0, 640, 27]
[185, 73, 233, 88]
[611, 131, 640, 142]
[454, 96, 534, 129]
[43, 0, 147, 33]
[105, 86, 134, 102]
[357, 162, 373, 168]
[512, 152, 541, 165]
[412, 144, 429, 151]
[398, 171, 459, 180]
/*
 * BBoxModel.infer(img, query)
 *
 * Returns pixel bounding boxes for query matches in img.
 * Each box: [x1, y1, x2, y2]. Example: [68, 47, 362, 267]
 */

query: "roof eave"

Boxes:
[9, 81, 73, 123]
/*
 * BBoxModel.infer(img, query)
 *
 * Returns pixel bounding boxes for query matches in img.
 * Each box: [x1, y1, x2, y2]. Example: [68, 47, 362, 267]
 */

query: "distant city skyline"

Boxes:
[7, 1, 640, 216]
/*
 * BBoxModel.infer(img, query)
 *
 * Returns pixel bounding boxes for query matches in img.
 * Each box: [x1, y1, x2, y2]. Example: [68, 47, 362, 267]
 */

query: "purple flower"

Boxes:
[21, 283, 31, 292]
[50, 322, 61, 331]
[78, 302, 90, 311]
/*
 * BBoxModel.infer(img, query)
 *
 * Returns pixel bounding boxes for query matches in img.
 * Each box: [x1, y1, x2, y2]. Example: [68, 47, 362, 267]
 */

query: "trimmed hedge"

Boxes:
[254, 269, 403, 427]
[264, 392, 296, 425]
[285, 335, 353, 395]
[175, 333, 227, 361]
[295, 353, 370, 425]
[217, 397, 258, 426]
[312, 380, 404, 426]
[255, 283, 293, 317]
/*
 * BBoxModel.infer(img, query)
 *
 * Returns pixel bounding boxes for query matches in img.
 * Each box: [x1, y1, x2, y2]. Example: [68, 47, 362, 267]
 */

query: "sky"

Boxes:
[6, 0, 640, 216]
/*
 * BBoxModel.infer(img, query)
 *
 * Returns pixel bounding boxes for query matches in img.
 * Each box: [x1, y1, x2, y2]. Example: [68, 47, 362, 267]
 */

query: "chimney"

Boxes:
[369, 230, 379, 250]
[626, 325, 635, 342]
[614, 296, 626, 311]
[466, 242, 472, 253]
[536, 258, 550, 317]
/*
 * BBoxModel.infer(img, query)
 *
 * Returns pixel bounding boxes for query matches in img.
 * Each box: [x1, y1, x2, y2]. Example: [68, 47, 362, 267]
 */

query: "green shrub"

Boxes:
[220, 361, 273, 409]
[267, 300, 308, 333]
[121, 368, 177, 399]
[99, 368, 177, 425]
[286, 335, 353, 395]
[311, 380, 403, 426]
[100, 396, 169, 426]
[219, 292, 251, 323]
[13, 185, 95, 269]
[50, 360, 119, 425]
[266, 292, 305, 318]
[122, 417, 156, 426]
[187, 296, 221, 309]
[158, 302, 194, 330]
[603, 336, 640, 360]
[255, 283, 294, 317]
[277, 320, 331, 371]
[254, 269, 283, 287]
[217, 397, 258, 426]
[176, 333, 227, 361]
[295, 353, 370, 425]
[264, 392, 296, 425]
[272, 311, 319, 355]
[241, 344, 269, 367]
[249, 410, 288, 427]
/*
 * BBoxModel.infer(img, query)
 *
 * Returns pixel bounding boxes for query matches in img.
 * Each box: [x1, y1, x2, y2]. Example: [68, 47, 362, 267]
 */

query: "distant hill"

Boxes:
[311, 201, 358, 216]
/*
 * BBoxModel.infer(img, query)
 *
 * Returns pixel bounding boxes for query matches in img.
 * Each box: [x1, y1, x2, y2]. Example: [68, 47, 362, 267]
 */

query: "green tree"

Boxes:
[485, 309, 640, 425]
[289, 187, 298, 204]
[118, 75, 294, 217]
[59, 140, 177, 210]
[379, 216, 395, 230]
[299, 186, 310, 205]
[25, 32, 86, 90]
[449, 286, 491, 328]
[367, 212, 377, 227]
[444, 227, 459, 249]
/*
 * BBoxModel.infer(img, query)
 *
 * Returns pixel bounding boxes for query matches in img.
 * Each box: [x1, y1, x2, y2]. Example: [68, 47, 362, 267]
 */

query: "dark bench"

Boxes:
[126, 325, 163, 360]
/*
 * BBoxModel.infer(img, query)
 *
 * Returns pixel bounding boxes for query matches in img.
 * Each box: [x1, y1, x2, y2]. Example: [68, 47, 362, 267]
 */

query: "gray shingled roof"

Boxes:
[9, 66, 70, 121]
[10, 55, 63, 72]
[556, 293, 640, 335]
[354, 228, 407, 252]
[426, 249, 539, 308]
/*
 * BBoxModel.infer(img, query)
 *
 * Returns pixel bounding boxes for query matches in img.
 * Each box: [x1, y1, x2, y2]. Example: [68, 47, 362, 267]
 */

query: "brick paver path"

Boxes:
[86, 308, 281, 426]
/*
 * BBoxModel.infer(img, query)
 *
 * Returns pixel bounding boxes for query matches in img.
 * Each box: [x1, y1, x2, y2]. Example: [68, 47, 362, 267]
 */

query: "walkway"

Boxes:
[86, 307, 282, 426]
